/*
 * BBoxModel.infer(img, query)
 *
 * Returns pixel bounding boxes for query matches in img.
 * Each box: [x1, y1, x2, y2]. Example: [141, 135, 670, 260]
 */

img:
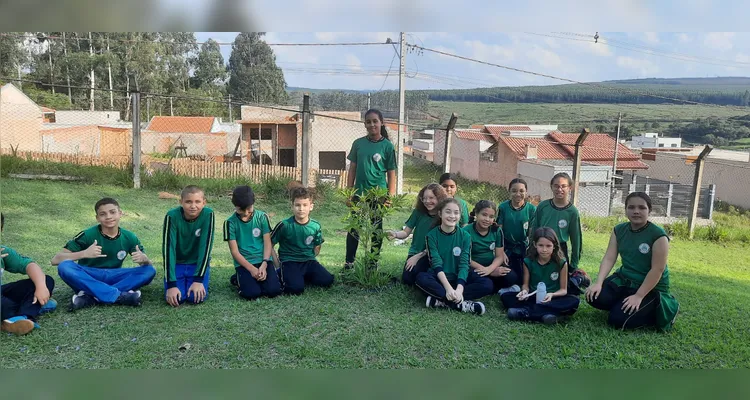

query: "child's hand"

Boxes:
[404, 253, 421, 271]
[33, 286, 51, 306]
[517, 290, 528, 300]
[542, 293, 553, 303]
[385, 230, 398, 241]
[502, 252, 510, 266]
[258, 262, 268, 281]
[166, 287, 182, 307]
[0, 247, 8, 258]
[249, 265, 261, 280]
[130, 248, 149, 264]
[496, 266, 511, 276]
[621, 294, 644, 315]
[187, 282, 206, 304]
[477, 266, 494, 277]
[82, 240, 107, 259]
[585, 282, 603, 303]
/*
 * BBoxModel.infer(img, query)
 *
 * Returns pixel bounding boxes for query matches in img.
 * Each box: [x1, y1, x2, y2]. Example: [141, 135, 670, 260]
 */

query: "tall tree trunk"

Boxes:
[48, 42, 54, 94]
[63, 32, 71, 104]
[107, 34, 114, 110]
[88, 32, 95, 111]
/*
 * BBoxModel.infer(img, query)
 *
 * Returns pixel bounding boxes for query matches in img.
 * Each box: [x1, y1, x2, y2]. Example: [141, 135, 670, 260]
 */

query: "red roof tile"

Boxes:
[147, 116, 215, 133]
[548, 132, 641, 161]
[455, 129, 495, 142]
[497, 135, 569, 160]
[589, 159, 650, 169]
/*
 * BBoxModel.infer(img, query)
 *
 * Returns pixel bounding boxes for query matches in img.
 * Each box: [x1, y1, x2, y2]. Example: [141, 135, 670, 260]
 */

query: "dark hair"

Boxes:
[439, 173, 458, 185]
[181, 185, 204, 199]
[550, 172, 574, 187]
[469, 200, 497, 224]
[416, 183, 447, 215]
[364, 108, 389, 140]
[509, 178, 528, 191]
[291, 186, 314, 202]
[528, 227, 566, 266]
[434, 198, 461, 228]
[625, 191, 652, 212]
[94, 197, 120, 213]
[232, 185, 255, 209]
[1, 212, 4, 231]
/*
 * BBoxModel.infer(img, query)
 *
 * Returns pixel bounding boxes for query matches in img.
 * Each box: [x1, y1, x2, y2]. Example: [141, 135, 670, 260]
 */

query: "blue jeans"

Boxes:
[58, 260, 156, 303]
[163, 263, 211, 304]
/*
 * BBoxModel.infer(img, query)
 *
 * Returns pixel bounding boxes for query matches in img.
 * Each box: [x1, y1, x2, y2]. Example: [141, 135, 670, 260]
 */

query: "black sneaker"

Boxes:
[70, 291, 98, 311]
[115, 290, 142, 307]
[542, 314, 565, 325]
[459, 300, 486, 316]
[507, 307, 530, 321]
[343, 262, 354, 270]
[230, 273, 239, 287]
[425, 295, 448, 309]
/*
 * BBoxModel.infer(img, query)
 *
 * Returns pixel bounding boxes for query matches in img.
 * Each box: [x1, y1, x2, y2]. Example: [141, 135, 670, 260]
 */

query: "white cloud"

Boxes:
[463, 40, 514, 62]
[677, 33, 691, 43]
[703, 32, 735, 51]
[314, 32, 339, 42]
[736, 53, 750, 63]
[643, 32, 660, 44]
[526, 46, 562, 69]
[582, 41, 612, 57]
[616, 56, 659, 76]
[345, 54, 362, 71]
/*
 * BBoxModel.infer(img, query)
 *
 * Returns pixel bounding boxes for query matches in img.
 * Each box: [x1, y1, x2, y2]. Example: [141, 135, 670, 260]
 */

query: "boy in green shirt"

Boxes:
[224, 185, 281, 300]
[2, 213, 57, 335]
[163, 185, 215, 307]
[52, 198, 155, 310]
[271, 187, 334, 295]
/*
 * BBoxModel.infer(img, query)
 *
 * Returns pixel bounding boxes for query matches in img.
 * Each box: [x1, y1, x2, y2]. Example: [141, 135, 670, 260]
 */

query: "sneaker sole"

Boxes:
[475, 302, 486, 316]
[425, 296, 433, 308]
[2, 320, 35, 336]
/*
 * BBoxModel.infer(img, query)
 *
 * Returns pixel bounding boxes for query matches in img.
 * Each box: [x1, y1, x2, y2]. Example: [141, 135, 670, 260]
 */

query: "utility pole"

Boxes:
[397, 32, 406, 194]
[146, 96, 151, 122]
[608, 112, 622, 216]
[367, 92, 371, 109]
[88, 32, 95, 111]
[107, 34, 114, 110]
[170, 97, 174, 116]
[228, 94, 233, 121]
[63, 32, 71, 104]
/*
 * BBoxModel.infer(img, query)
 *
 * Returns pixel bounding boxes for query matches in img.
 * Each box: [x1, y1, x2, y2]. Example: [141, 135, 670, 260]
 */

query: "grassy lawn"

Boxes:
[2, 179, 750, 368]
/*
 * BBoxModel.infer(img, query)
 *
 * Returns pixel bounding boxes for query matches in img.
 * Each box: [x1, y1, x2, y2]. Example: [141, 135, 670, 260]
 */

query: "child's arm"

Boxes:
[622, 236, 669, 314]
[314, 245, 321, 256]
[387, 170, 396, 197]
[387, 226, 413, 240]
[270, 220, 284, 268]
[313, 224, 324, 257]
[517, 262, 531, 297]
[25, 262, 51, 306]
[228, 240, 259, 276]
[51, 236, 106, 265]
[192, 211, 215, 282]
[455, 236, 471, 298]
[437, 271, 460, 303]
[130, 240, 151, 265]
[162, 214, 179, 291]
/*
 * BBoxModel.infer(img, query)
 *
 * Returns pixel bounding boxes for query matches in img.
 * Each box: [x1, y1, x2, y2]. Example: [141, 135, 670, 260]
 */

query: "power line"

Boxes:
[378, 52, 398, 92]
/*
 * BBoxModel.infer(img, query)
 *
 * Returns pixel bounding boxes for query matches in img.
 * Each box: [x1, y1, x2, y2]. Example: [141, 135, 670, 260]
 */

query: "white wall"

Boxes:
[54, 110, 120, 125]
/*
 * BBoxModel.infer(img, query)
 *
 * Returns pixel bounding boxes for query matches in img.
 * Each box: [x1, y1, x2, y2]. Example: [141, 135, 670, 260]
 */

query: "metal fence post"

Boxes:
[666, 183, 674, 217]
[688, 145, 713, 239]
[442, 113, 458, 174]
[131, 91, 141, 189]
[301, 94, 311, 187]
[571, 128, 590, 207]
[706, 183, 716, 219]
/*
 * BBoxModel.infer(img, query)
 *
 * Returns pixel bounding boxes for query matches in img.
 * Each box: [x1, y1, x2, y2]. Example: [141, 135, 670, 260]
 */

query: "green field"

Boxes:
[2, 179, 750, 368]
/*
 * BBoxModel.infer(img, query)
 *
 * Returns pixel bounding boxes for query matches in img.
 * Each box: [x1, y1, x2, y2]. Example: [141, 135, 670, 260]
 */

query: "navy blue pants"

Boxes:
[415, 269, 494, 308]
[500, 292, 580, 321]
[506, 252, 525, 280]
[163, 263, 211, 304]
[401, 255, 431, 286]
[59, 260, 155, 303]
[1, 276, 55, 320]
[236, 266, 282, 300]
[587, 275, 659, 330]
[281, 260, 334, 295]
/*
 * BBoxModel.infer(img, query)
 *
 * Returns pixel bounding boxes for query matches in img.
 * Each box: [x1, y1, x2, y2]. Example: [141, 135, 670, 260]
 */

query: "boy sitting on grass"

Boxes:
[163, 185, 215, 307]
[271, 187, 334, 295]
[2, 213, 57, 335]
[52, 198, 155, 310]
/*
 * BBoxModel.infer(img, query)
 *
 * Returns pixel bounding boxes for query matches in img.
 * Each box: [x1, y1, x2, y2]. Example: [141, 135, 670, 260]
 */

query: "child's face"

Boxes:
[510, 183, 527, 203]
[181, 192, 206, 220]
[96, 204, 122, 229]
[535, 237, 555, 259]
[421, 189, 439, 211]
[475, 207, 496, 230]
[439, 203, 461, 228]
[441, 179, 457, 197]
[292, 197, 313, 220]
[626, 197, 650, 225]
[551, 178, 571, 201]
[235, 205, 254, 221]
[364, 113, 382, 138]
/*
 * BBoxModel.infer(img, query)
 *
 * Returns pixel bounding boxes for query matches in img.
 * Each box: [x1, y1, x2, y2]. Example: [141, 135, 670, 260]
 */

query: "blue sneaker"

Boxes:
[1, 316, 35, 336]
[40, 299, 58, 314]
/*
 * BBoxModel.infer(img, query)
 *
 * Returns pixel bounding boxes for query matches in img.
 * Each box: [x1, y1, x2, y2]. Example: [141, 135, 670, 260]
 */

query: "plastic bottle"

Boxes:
[536, 282, 547, 304]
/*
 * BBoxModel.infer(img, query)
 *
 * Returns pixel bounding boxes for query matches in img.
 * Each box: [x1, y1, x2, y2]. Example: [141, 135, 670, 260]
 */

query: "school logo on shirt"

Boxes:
[523, 222, 529, 230]
[195, 228, 202, 237]
[117, 250, 127, 260]
[558, 219, 568, 229]
[489, 242, 496, 251]
[639, 243, 651, 254]
[305, 235, 314, 246]
[252, 228, 261, 238]
[453, 247, 462, 256]
[372, 153, 382, 162]
[550, 272, 559, 281]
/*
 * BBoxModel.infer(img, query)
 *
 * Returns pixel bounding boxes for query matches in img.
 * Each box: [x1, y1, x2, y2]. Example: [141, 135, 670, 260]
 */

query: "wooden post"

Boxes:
[442, 113, 459, 174]
[666, 183, 674, 217]
[688, 145, 713, 239]
[131, 91, 142, 189]
[301, 94, 311, 187]
[571, 128, 590, 207]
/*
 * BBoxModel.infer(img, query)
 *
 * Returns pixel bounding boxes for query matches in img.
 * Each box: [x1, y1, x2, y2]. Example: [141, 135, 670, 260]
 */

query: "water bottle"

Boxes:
[536, 282, 547, 304]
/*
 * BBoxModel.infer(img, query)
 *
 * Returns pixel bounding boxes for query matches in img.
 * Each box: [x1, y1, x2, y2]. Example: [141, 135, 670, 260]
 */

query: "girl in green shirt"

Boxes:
[440, 173, 470, 227]
[465, 200, 519, 294]
[586, 192, 679, 332]
[497, 178, 536, 283]
[500, 227, 580, 325]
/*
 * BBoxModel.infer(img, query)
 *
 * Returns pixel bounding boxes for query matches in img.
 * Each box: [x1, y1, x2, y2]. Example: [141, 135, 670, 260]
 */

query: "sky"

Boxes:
[195, 31, 750, 91]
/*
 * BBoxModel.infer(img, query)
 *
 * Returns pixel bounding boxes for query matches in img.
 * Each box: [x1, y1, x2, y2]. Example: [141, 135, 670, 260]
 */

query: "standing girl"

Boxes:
[585, 192, 679, 331]
[344, 109, 397, 270]
[439, 173, 470, 227]
[415, 199, 493, 315]
[465, 200, 519, 294]
[530, 172, 589, 295]
[497, 178, 536, 282]
[387, 183, 447, 286]
[500, 227, 580, 325]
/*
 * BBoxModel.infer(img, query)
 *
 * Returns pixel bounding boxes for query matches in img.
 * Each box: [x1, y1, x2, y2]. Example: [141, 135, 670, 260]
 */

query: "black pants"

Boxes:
[236, 266, 282, 300]
[401, 255, 431, 286]
[345, 196, 384, 264]
[415, 269, 494, 308]
[500, 291, 579, 321]
[489, 268, 520, 292]
[559, 241, 586, 296]
[506, 252, 525, 280]
[1, 275, 55, 321]
[587, 275, 659, 330]
[281, 260, 334, 295]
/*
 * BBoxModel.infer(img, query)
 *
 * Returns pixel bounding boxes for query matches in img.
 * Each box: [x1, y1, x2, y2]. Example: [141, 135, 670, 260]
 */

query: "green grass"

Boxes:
[2, 179, 750, 368]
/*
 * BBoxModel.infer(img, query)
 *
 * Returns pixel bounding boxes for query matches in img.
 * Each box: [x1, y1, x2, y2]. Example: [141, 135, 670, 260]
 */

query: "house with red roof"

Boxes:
[142, 116, 229, 158]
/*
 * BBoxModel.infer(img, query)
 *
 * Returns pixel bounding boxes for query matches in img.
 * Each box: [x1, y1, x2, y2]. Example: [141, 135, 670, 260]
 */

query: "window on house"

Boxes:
[671, 143, 677, 147]
[278, 149, 296, 167]
[658, 143, 665, 147]
[319, 151, 346, 170]
[250, 128, 273, 140]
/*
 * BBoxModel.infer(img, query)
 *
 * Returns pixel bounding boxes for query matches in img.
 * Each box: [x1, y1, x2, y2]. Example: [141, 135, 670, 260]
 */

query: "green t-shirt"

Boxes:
[426, 226, 472, 285]
[64, 225, 144, 269]
[613, 222, 671, 290]
[524, 256, 567, 293]
[0, 245, 34, 275]
[455, 197, 470, 227]
[531, 200, 582, 270]
[464, 223, 503, 266]
[162, 207, 215, 288]
[347, 136, 396, 194]
[405, 209, 438, 256]
[497, 200, 536, 256]
[271, 216, 324, 262]
[223, 210, 272, 267]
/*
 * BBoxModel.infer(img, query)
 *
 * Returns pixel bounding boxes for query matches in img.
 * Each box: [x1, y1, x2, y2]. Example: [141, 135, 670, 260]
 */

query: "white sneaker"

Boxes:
[498, 285, 521, 296]
[459, 300, 486, 315]
[426, 295, 448, 308]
